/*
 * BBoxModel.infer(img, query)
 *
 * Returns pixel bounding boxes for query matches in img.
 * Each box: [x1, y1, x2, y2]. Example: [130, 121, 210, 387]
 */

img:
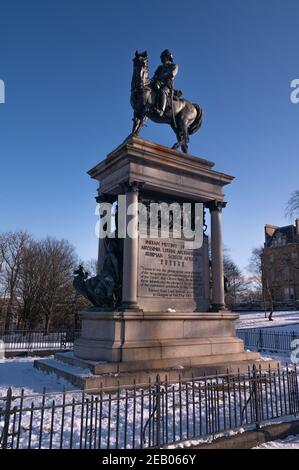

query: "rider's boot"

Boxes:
[154, 92, 167, 117]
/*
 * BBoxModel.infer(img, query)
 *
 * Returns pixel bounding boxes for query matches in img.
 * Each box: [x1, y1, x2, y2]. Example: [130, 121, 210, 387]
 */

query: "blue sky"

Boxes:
[0, 0, 298, 271]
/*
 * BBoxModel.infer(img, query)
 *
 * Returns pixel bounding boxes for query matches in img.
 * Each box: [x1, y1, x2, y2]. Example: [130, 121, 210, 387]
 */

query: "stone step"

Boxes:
[54, 351, 105, 374]
[34, 358, 93, 389]
[34, 354, 280, 392]
[55, 350, 261, 375]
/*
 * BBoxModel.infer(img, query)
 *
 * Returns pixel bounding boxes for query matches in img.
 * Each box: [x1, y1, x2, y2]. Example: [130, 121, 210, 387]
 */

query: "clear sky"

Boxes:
[0, 0, 298, 271]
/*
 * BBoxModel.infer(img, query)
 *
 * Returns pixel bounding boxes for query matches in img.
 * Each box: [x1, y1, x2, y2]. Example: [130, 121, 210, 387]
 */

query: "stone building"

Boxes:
[262, 219, 299, 307]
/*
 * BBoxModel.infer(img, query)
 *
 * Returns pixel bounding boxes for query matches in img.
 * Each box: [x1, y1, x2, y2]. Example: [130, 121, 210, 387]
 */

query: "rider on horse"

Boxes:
[130, 49, 203, 153]
[152, 49, 180, 117]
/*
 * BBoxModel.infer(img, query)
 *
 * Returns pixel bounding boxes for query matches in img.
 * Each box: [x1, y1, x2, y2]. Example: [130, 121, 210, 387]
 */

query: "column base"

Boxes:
[210, 303, 227, 312]
[118, 302, 143, 312]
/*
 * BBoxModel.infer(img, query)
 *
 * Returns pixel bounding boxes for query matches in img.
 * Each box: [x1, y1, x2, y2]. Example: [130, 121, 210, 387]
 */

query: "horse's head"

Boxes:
[133, 50, 148, 68]
[132, 51, 150, 89]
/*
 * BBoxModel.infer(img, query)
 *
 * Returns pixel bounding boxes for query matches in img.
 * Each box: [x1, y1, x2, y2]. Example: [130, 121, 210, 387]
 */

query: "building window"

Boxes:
[284, 287, 289, 299]
[290, 287, 295, 300]
[284, 287, 295, 300]
[283, 267, 289, 281]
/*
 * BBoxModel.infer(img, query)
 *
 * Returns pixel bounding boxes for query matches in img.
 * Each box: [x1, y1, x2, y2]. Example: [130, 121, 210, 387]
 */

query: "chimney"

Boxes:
[295, 219, 299, 235]
[264, 224, 278, 243]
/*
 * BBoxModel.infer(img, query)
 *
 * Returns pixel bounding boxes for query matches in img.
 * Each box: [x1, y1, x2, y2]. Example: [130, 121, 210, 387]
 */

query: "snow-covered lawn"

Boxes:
[0, 352, 293, 399]
[260, 352, 293, 366]
[0, 355, 298, 449]
[0, 356, 75, 396]
[0, 352, 288, 396]
[237, 311, 299, 332]
[254, 434, 299, 449]
[0, 354, 288, 395]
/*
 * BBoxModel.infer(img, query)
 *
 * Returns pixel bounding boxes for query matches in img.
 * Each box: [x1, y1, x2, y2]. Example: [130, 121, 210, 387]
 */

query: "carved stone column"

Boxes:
[120, 181, 143, 311]
[207, 200, 227, 311]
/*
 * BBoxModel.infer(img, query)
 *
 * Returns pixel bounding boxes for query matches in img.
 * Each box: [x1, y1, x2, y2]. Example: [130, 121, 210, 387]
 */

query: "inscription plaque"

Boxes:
[138, 237, 203, 299]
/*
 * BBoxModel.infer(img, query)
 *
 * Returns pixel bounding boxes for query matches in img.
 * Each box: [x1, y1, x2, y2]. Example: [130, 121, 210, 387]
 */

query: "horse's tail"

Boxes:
[188, 103, 204, 135]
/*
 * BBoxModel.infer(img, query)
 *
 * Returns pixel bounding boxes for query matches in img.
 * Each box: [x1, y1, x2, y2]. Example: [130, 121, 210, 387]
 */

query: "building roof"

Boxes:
[265, 224, 297, 248]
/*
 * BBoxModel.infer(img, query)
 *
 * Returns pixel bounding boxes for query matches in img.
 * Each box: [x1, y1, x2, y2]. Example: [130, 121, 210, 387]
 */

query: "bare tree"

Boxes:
[36, 237, 77, 334]
[0, 231, 31, 331]
[248, 246, 274, 319]
[0, 247, 5, 326]
[17, 241, 44, 330]
[248, 247, 263, 291]
[285, 190, 299, 220]
[223, 251, 248, 309]
[0, 230, 96, 332]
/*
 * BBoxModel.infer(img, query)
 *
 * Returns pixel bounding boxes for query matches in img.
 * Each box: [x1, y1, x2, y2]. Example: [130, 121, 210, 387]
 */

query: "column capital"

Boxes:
[206, 200, 227, 213]
[95, 189, 115, 204]
[119, 181, 145, 193]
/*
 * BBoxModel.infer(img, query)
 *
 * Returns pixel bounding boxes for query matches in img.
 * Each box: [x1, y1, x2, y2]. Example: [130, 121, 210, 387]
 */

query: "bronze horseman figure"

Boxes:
[152, 49, 179, 118]
[129, 49, 203, 153]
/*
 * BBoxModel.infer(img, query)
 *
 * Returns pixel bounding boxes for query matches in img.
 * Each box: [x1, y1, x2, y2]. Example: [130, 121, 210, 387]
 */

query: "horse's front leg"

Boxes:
[132, 112, 148, 136]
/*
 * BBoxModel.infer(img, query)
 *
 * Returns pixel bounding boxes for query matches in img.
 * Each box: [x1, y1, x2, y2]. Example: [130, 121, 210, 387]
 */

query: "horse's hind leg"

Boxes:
[180, 121, 190, 153]
[171, 125, 182, 150]
[181, 142, 188, 153]
[171, 120, 189, 153]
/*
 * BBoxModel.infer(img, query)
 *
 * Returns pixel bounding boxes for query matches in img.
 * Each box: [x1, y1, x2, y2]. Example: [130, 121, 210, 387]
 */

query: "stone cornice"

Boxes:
[79, 310, 239, 321]
[88, 137, 234, 188]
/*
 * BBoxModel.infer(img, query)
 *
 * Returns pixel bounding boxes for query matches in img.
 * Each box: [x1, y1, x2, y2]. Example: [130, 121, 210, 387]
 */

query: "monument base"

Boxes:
[73, 310, 248, 363]
[34, 309, 277, 390]
[34, 350, 277, 391]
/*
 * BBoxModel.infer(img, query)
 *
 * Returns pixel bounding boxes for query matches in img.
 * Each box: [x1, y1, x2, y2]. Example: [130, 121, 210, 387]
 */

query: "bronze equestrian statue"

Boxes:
[129, 49, 203, 154]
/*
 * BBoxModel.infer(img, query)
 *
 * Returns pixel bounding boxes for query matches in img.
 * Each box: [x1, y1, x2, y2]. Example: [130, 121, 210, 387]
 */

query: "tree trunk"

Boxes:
[4, 302, 12, 333]
[44, 316, 51, 335]
[268, 293, 274, 321]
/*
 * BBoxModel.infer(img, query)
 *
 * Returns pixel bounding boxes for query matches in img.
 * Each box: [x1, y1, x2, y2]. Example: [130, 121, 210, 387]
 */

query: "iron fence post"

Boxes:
[1, 387, 12, 449]
[155, 375, 161, 448]
[252, 365, 261, 429]
[258, 330, 263, 351]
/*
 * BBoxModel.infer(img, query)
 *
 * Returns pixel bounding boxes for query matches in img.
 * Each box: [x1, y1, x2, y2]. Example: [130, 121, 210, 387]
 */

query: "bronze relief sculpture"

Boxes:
[73, 237, 123, 309]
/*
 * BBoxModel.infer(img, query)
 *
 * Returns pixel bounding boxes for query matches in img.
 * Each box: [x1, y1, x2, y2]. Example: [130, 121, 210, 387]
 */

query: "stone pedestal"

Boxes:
[74, 310, 249, 364]
[35, 137, 265, 388]
[88, 135, 233, 314]
[74, 137, 260, 371]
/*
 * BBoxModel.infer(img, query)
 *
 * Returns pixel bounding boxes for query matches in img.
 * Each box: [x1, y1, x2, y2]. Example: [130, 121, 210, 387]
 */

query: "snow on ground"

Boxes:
[254, 434, 299, 449]
[0, 352, 290, 399]
[0, 354, 298, 449]
[237, 311, 299, 331]
[0, 356, 75, 396]
[263, 324, 299, 334]
[260, 351, 293, 366]
[0, 351, 289, 399]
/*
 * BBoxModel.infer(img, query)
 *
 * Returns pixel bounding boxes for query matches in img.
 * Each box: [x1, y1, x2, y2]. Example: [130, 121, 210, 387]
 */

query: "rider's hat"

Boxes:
[160, 49, 173, 61]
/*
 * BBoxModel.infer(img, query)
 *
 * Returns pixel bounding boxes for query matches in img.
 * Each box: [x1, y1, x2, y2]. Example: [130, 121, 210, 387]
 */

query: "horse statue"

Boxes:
[129, 50, 204, 154]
